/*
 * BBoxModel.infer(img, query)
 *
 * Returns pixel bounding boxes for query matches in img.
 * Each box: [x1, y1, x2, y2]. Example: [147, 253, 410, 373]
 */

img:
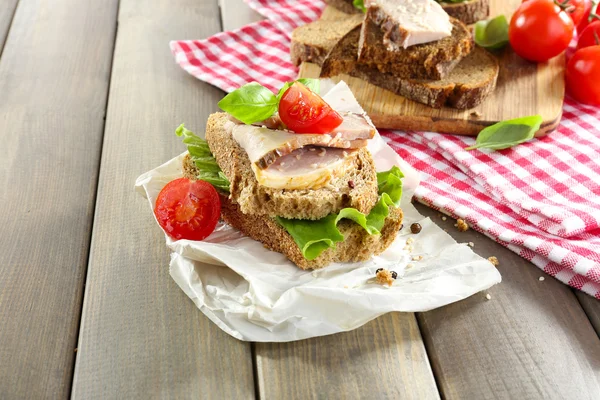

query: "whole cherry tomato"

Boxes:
[578, 0, 599, 32]
[566, 45, 600, 105]
[154, 178, 221, 241]
[510, 0, 575, 62]
[577, 20, 600, 49]
[278, 82, 343, 134]
[522, 0, 590, 25]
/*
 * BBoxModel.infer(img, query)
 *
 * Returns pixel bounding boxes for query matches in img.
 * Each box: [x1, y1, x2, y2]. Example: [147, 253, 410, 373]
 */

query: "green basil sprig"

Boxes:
[466, 115, 543, 151]
[474, 15, 509, 50]
[353, 0, 366, 13]
[217, 79, 319, 125]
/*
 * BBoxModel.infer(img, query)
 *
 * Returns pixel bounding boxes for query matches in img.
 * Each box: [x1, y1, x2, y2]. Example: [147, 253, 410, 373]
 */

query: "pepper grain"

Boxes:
[410, 223, 422, 234]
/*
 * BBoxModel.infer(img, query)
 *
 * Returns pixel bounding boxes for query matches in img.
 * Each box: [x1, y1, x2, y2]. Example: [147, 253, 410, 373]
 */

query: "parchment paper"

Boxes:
[135, 81, 501, 342]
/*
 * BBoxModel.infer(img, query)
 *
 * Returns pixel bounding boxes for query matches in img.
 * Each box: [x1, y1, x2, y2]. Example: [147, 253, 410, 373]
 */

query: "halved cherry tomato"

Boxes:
[278, 82, 343, 134]
[510, 0, 575, 62]
[566, 45, 600, 105]
[523, 0, 590, 26]
[577, 20, 600, 49]
[154, 178, 220, 241]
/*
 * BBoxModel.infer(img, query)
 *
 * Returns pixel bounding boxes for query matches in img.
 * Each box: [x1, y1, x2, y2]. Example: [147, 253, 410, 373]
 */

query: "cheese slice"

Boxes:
[370, 0, 453, 49]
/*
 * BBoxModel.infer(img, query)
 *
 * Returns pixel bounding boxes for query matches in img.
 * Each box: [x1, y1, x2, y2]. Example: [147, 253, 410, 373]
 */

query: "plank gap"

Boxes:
[0, 0, 19, 60]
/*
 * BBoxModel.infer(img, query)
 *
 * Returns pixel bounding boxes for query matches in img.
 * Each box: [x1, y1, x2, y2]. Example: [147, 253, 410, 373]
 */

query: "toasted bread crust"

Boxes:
[358, 18, 473, 80]
[440, 0, 490, 25]
[291, 17, 363, 66]
[321, 26, 498, 109]
[183, 155, 403, 270]
[202, 113, 379, 220]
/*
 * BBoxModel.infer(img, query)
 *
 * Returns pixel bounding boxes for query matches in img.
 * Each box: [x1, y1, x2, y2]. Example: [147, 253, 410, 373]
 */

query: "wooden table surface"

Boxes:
[1, 0, 599, 398]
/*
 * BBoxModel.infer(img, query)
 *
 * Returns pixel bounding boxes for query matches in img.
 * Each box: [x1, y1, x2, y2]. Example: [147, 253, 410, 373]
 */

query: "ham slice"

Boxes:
[227, 112, 375, 170]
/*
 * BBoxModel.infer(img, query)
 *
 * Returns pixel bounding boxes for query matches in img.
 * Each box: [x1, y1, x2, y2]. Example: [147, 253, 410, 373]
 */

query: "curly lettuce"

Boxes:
[277, 166, 404, 260]
[175, 124, 230, 192]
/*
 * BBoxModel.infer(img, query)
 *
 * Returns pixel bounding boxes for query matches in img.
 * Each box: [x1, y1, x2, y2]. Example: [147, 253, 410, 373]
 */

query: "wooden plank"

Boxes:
[255, 314, 440, 399]
[219, 0, 262, 31]
[300, 0, 563, 136]
[576, 292, 600, 336]
[217, 3, 439, 399]
[0, 0, 18, 53]
[414, 203, 600, 399]
[0, 0, 118, 398]
[70, 0, 255, 398]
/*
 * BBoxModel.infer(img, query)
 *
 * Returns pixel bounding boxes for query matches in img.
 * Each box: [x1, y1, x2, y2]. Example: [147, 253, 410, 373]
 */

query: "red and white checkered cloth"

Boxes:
[171, 0, 600, 298]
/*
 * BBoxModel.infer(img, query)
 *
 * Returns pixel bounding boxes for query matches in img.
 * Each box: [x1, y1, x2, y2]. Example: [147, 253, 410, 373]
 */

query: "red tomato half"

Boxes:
[577, 20, 600, 49]
[566, 45, 600, 105]
[510, 0, 574, 62]
[154, 178, 221, 241]
[278, 82, 343, 134]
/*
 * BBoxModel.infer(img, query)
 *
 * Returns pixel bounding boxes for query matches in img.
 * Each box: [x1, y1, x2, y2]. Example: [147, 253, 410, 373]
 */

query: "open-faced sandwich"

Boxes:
[292, 0, 499, 109]
[154, 80, 404, 270]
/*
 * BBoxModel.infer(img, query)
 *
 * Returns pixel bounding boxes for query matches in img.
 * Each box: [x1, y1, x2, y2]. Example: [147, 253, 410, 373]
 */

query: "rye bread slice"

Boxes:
[323, 0, 489, 26]
[182, 155, 403, 270]
[291, 15, 363, 66]
[321, 26, 499, 109]
[358, 18, 473, 80]
[440, 0, 490, 25]
[202, 113, 379, 220]
[323, 0, 361, 14]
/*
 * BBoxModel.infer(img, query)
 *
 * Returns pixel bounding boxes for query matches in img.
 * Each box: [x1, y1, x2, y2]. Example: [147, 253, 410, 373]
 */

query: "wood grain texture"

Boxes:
[219, 0, 262, 31]
[0, 0, 18, 53]
[576, 292, 600, 336]
[255, 313, 440, 400]
[0, 0, 118, 398]
[299, 0, 564, 136]
[414, 203, 600, 400]
[70, 1, 255, 398]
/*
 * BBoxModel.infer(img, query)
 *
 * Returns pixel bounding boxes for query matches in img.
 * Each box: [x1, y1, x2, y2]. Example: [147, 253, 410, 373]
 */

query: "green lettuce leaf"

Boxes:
[277, 165, 404, 260]
[175, 124, 231, 192]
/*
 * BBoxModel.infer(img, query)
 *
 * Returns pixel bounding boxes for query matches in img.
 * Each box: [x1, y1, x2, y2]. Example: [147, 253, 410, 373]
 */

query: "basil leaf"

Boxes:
[217, 82, 278, 124]
[353, 0, 366, 13]
[474, 15, 509, 50]
[466, 115, 543, 151]
[175, 124, 231, 192]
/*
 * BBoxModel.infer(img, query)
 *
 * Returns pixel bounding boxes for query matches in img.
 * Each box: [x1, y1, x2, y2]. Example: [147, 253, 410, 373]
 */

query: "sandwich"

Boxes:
[161, 80, 404, 270]
[291, 0, 499, 109]
[324, 0, 490, 25]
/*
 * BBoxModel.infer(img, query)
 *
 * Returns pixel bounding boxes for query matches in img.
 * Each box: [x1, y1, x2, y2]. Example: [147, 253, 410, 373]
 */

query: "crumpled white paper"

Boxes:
[135, 81, 501, 342]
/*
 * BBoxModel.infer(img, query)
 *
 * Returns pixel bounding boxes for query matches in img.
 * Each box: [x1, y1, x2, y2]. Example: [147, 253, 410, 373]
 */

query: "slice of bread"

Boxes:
[358, 18, 473, 80]
[291, 15, 364, 66]
[321, 26, 498, 109]
[201, 113, 379, 220]
[323, 0, 490, 25]
[323, 0, 361, 14]
[183, 155, 403, 270]
[440, 0, 490, 25]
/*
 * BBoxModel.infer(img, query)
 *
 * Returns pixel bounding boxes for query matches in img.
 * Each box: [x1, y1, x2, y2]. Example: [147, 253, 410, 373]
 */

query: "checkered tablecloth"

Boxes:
[170, 0, 600, 297]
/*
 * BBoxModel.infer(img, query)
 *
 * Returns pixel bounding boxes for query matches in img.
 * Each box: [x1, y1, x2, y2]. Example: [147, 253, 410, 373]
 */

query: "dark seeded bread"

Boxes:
[324, 0, 489, 25]
[323, 0, 361, 14]
[183, 155, 403, 270]
[439, 0, 490, 25]
[291, 15, 364, 66]
[200, 113, 379, 220]
[358, 18, 473, 80]
[321, 26, 498, 109]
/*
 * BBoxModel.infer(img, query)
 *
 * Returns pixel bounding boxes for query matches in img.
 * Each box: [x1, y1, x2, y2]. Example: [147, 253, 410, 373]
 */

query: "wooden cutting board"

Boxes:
[297, 0, 565, 136]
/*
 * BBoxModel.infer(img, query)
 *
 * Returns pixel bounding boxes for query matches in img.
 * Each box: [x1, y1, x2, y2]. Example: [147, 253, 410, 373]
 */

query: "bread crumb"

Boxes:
[411, 255, 423, 261]
[311, 272, 318, 278]
[539, 276, 545, 281]
[468, 242, 474, 247]
[485, 293, 491, 300]
[406, 263, 414, 269]
[471, 111, 482, 118]
[406, 237, 414, 245]
[74, 348, 78, 352]
[376, 270, 395, 286]
[488, 256, 499, 266]
[442, 216, 447, 221]
[456, 218, 469, 232]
